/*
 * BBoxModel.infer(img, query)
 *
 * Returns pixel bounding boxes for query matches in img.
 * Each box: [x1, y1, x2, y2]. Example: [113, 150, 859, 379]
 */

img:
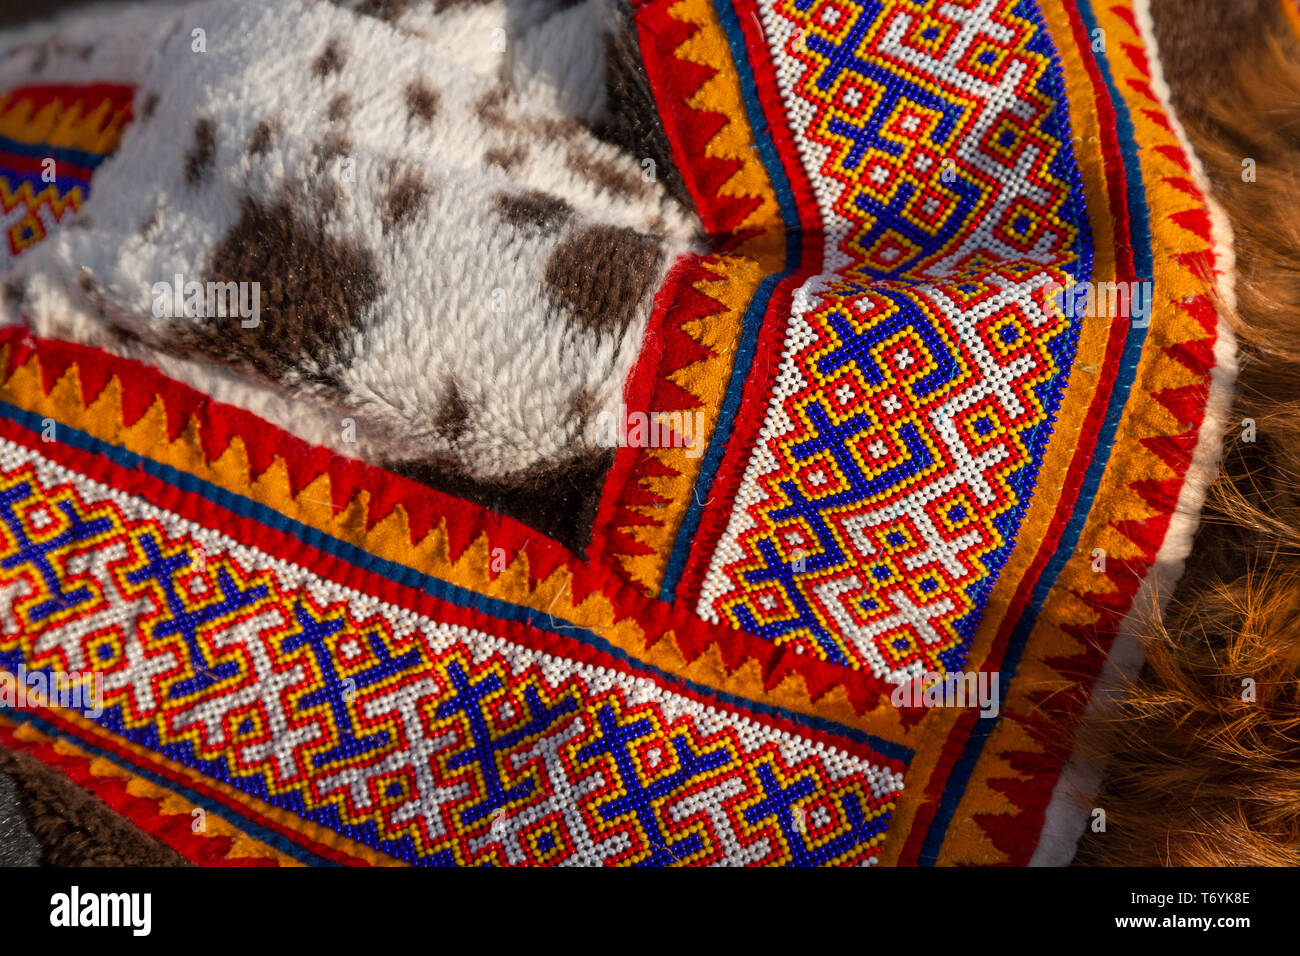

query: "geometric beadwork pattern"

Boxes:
[0, 0, 1232, 870]
[698, 263, 1075, 677]
[0, 445, 903, 866]
[694, 0, 1091, 677]
[640, 0, 1228, 865]
[761, 0, 1084, 279]
[0, 84, 134, 271]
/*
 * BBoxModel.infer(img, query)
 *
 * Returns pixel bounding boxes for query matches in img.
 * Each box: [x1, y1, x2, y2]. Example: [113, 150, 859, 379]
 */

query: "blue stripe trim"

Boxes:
[658, 271, 780, 601]
[0, 398, 912, 765]
[0, 168, 89, 193]
[7, 710, 339, 866]
[0, 133, 110, 171]
[658, 0, 807, 602]
[917, 0, 1157, 864]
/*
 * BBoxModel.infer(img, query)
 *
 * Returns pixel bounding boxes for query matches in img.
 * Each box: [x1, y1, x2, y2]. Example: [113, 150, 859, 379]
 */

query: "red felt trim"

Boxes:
[0, 716, 354, 866]
[0, 82, 135, 115]
[0, 341, 901, 762]
[895, 0, 1220, 863]
[587, 251, 705, 572]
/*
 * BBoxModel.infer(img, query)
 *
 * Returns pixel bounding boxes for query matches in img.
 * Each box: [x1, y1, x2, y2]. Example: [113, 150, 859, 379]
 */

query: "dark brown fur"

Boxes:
[1077, 0, 1300, 867]
[314, 130, 353, 164]
[381, 167, 432, 233]
[183, 117, 216, 186]
[485, 144, 528, 172]
[594, 1, 694, 213]
[404, 78, 440, 125]
[544, 224, 663, 335]
[0, 745, 189, 866]
[475, 84, 512, 128]
[387, 448, 615, 556]
[356, 0, 412, 22]
[312, 37, 346, 78]
[2, 279, 24, 309]
[327, 92, 353, 123]
[191, 195, 381, 388]
[433, 0, 492, 13]
[247, 117, 278, 157]
[433, 381, 470, 443]
[493, 190, 573, 233]
[565, 145, 648, 201]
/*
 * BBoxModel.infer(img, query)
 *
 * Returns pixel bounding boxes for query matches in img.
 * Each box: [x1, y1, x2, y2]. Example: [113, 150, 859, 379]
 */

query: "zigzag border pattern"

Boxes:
[593, 0, 788, 595]
[0, 714, 311, 866]
[0, 329, 919, 761]
[914, 0, 1228, 865]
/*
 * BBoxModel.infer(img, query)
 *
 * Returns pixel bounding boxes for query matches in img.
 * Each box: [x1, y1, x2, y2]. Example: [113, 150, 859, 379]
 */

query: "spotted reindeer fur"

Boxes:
[8, 0, 1300, 868]
[1, 0, 698, 552]
[1072, 0, 1300, 867]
